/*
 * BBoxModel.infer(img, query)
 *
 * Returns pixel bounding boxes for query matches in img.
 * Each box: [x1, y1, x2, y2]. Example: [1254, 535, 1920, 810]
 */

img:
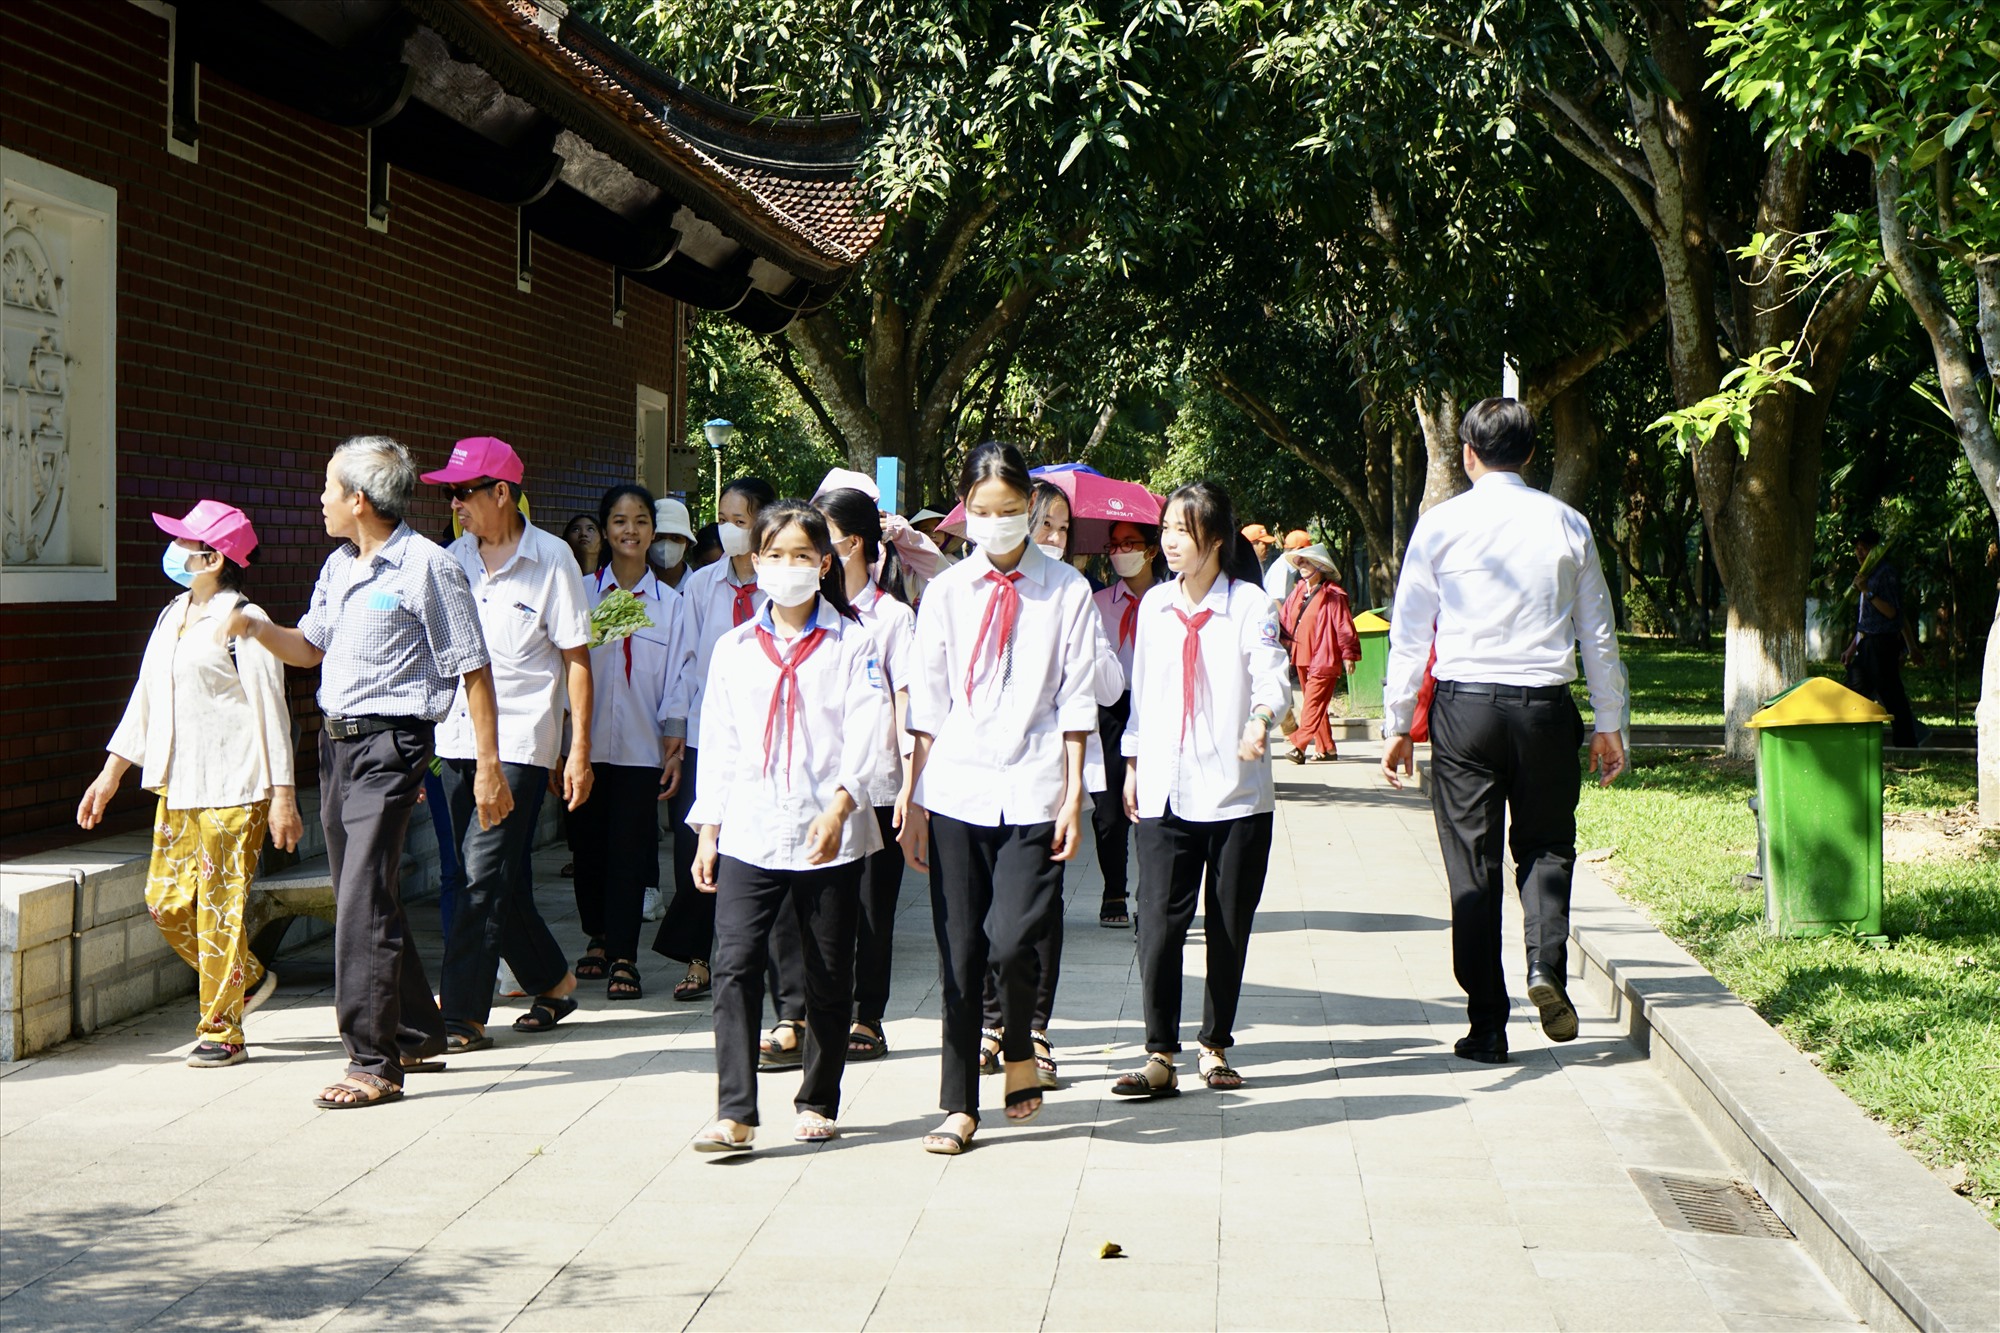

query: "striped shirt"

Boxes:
[300, 524, 489, 722]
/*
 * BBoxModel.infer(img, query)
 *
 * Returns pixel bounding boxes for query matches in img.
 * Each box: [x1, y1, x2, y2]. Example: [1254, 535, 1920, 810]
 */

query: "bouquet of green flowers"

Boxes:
[589, 588, 654, 648]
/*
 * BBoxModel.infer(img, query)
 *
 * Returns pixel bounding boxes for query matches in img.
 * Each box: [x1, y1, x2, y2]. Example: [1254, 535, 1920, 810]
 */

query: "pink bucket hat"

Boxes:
[420, 436, 525, 486]
[152, 500, 258, 566]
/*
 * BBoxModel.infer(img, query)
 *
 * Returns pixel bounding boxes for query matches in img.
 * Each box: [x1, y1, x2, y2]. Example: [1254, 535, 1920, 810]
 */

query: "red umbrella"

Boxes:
[940, 465, 1164, 555]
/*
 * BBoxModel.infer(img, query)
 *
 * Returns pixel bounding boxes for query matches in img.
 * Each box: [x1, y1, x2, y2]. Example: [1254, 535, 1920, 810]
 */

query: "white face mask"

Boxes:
[1036, 542, 1066, 562]
[1110, 550, 1148, 579]
[964, 511, 1032, 555]
[756, 563, 822, 608]
[719, 522, 753, 558]
[650, 538, 685, 569]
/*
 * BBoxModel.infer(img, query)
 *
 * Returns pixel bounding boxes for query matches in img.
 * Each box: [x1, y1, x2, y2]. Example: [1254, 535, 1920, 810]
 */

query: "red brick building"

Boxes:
[0, 0, 881, 845]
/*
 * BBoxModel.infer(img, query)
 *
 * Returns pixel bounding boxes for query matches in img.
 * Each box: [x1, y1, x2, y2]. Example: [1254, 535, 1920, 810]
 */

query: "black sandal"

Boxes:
[512, 994, 578, 1033]
[445, 1022, 493, 1054]
[978, 1027, 1003, 1077]
[922, 1115, 977, 1155]
[848, 1021, 887, 1061]
[759, 1019, 805, 1069]
[606, 960, 642, 1002]
[1031, 1031, 1059, 1090]
[1004, 1084, 1044, 1125]
[574, 941, 610, 981]
[673, 961, 711, 1002]
[1099, 897, 1130, 928]
[1112, 1052, 1180, 1099]
[1199, 1047, 1243, 1090]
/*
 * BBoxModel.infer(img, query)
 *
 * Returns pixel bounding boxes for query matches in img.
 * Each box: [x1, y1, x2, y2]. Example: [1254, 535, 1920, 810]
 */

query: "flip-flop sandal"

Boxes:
[574, 943, 610, 981]
[794, 1112, 839, 1143]
[692, 1123, 754, 1154]
[758, 1020, 805, 1070]
[1111, 1053, 1181, 1099]
[512, 995, 579, 1033]
[847, 1023, 887, 1061]
[1003, 1085, 1044, 1125]
[1099, 898, 1130, 928]
[314, 1072, 403, 1110]
[606, 960, 643, 1002]
[673, 964, 712, 1002]
[445, 1023, 493, 1054]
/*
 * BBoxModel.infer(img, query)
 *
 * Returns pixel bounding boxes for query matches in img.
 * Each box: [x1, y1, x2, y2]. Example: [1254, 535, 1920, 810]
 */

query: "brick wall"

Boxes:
[0, 0, 684, 847]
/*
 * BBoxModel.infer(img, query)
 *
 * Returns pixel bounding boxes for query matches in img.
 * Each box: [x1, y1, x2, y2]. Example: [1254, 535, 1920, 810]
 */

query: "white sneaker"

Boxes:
[496, 961, 527, 999]
[243, 968, 279, 1015]
[642, 886, 665, 921]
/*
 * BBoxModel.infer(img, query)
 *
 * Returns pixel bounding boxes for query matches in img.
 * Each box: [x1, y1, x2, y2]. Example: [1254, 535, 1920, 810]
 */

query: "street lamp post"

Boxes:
[703, 418, 738, 515]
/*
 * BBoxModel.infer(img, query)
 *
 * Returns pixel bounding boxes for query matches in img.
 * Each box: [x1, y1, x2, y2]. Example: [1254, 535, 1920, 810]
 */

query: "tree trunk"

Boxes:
[1545, 384, 1600, 508]
[1414, 390, 1466, 512]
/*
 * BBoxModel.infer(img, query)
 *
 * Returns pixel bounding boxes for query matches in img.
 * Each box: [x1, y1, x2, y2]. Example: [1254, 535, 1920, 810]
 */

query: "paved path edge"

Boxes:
[1567, 861, 2000, 1332]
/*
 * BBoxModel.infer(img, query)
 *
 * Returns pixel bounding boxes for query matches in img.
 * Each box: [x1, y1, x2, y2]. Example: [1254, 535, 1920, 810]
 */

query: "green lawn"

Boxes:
[1577, 752, 1999, 1224]
[1585, 635, 1984, 728]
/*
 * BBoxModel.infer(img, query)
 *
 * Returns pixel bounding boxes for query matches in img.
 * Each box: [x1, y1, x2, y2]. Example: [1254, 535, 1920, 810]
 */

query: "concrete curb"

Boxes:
[1566, 862, 2000, 1331]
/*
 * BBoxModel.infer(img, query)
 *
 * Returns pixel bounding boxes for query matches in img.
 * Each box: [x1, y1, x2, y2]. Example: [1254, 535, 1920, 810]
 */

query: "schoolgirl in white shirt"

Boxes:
[689, 501, 888, 1152]
[901, 443, 1101, 1154]
[1112, 481, 1290, 1100]
[814, 488, 918, 1064]
[570, 484, 694, 1001]
[653, 476, 774, 1004]
[1090, 519, 1162, 928]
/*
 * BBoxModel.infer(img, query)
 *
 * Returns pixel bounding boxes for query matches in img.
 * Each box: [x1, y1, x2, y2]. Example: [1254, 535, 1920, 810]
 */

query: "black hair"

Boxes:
[691, 522, 723, 564]
[1459, 397, 1535, 469]
[752, 499, 857, 620]
[1164, 481, 1262, 585]
[1856, 527, 1882, 547]
[198, 543, 248, 593]
[1028, 481, 1070, 557]
[957, 440, 1033, 503]
[564, 512, 599, 540]
[721, 476, 777, 512]
[815, 486, 908, 605]
[1107, 519, 1168, 582]
[593, 484, 657, 574]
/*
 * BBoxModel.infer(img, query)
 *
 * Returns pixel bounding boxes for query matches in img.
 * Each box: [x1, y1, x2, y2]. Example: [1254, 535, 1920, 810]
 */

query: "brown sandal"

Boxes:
[314, 1071, 403, 1110]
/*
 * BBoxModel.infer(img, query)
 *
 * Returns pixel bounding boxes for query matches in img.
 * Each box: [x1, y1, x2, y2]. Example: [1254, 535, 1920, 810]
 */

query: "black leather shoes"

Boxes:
[1526, 970, 1579, 1043]
[1453, 1032, 1509, 1064]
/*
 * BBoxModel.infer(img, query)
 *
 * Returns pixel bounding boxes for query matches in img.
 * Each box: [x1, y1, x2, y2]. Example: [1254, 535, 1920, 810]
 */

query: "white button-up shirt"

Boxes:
[109, 593, 295, 810]
[668, 557, 766, 749]
[1093, 580, 1143, 686]
[850, 581, 917, 809]
[688, 599, 887, 870]
[1384, 471, 1625, 737]
[435, 522, 591, 769]
[584, 565, 695, 769]
[1123, 575, 1290, 822]
[907, 542, 1101, 826]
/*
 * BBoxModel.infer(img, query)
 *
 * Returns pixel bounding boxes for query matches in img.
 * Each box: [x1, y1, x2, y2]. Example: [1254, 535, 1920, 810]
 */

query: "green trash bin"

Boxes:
[1347, 608, 1391, 718]
[1745, 677, 1890, 940]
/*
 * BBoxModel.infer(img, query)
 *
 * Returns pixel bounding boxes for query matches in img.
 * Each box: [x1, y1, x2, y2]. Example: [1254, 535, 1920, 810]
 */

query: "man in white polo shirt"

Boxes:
[424, 436, 595, 1047]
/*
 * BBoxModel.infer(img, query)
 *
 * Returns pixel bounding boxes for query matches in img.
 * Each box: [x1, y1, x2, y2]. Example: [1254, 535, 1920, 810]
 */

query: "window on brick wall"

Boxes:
[1, 151, 117, 604]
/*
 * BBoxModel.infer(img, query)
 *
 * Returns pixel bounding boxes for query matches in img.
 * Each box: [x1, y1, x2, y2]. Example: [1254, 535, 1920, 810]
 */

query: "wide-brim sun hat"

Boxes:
[653, 497, 696, 541]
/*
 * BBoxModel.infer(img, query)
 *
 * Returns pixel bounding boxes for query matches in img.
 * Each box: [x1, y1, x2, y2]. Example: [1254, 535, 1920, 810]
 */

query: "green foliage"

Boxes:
[684, 315, 843, 523]
[1648, 342, 1816, 455]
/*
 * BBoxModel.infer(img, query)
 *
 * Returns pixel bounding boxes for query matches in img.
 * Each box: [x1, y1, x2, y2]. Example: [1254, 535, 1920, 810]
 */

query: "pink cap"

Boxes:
[152, 500, 258, 567]
[420, 436, 525, 486]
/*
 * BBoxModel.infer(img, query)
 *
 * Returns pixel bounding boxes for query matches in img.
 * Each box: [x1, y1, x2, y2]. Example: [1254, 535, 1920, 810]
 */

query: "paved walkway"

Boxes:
[1, 746, 1865, 1331]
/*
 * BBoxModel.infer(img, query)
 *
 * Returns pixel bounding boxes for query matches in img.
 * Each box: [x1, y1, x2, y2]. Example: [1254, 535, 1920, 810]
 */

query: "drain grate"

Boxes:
[1629, 1169, 1795, 1239]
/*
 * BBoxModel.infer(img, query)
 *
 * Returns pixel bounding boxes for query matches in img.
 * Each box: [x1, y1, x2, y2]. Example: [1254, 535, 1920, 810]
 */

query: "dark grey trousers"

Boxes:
[438, 759, 565, 1027]
[320, 727, 446, 1085]
[1134, 807, 1272, 1053]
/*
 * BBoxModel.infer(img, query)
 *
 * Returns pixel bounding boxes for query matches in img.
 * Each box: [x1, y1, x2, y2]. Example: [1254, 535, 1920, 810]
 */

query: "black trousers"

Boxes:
[568, 763, 662, 962]
[1847, 633, 1918, 747]
[320, 727, 446, 1085]
[929, 814, 1063, 1117]
[1134, 806, 1272, 1053]
[981, 872, 1061, 1035]
[1426, 683, 1583, 1039]
[1089, 693, 1134, 907]
[852, 806, 906, 1026]
[438, 759, 565, 1027]
[711, 855, 861, 1125]
[652, 746, 714, 965]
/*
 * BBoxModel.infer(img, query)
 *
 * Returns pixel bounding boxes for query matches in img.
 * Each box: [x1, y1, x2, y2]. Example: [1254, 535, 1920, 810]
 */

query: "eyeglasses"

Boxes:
[1105, 540, 1146, 554]
[440, 479, 501, 503]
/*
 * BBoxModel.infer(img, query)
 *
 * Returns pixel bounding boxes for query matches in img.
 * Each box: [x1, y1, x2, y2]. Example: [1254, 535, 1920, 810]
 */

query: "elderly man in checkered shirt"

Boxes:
[232, 436, 510, 1110]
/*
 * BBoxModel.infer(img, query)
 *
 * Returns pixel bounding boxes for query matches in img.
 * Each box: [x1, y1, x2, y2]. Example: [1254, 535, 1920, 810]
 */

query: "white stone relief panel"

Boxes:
[0, 150, 115, 603]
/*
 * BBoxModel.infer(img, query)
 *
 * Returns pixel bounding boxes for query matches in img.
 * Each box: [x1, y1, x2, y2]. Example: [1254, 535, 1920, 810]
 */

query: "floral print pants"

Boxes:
[144, 799, 270, 1045]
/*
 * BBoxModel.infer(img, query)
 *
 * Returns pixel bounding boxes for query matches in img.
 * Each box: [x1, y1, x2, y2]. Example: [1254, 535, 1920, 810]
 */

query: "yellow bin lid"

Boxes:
[1353, 611, 1391, 632]
[1745, 676, 1890, 728]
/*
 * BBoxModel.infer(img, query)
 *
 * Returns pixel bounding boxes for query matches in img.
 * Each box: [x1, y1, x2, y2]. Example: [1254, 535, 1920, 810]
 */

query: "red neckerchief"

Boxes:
[730, 577, 757, 627]
[601, 567, 644, 681]
[965, 570, 1024, 701]
[1173, 606, 1214, 742]
[756, 624, 828, 786]
[1117, 584, 1139, 652]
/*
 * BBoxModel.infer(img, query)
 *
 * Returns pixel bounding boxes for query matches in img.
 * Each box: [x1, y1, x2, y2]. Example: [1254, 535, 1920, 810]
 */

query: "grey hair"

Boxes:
[331, 435, 417, 522]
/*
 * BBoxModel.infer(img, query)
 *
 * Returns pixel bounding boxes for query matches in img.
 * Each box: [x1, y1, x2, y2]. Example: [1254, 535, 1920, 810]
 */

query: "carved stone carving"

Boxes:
[1, 197, 70, 566]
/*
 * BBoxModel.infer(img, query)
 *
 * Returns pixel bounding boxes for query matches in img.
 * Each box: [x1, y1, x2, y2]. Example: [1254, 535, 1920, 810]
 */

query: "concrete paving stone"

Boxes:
[1542, 1277, 1729, 1332]
[684, 1277, 886, 1332]
[1384, 1298, 1561, 1331]
[1715, 1315, 1871, 1332]
[862, 1281, 1052, 1331]
[320, 1298, 525, 1330]
[1056, 1211, 1219, 1267]
[1360, 1172, 1512, 1224]
[1216, 1295, 1389, 1332]
[1668, 1233, 1864, 1326]
[1217, 1241, 1383, 1301]
[507, 1274, 708, 1332]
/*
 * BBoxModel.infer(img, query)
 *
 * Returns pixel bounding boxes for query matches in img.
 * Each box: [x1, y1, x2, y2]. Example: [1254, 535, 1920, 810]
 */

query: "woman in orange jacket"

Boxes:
[1279, 544, 1361, 762]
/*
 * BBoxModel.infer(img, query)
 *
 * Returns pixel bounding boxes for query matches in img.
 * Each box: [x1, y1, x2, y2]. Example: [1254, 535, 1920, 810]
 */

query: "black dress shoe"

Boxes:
[1453, 1033, 1508, 1064]
[1526, 970, 1578, 1043]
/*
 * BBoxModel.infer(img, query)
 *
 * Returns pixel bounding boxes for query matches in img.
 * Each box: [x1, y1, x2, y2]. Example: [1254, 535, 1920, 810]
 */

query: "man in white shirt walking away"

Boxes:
[1381, 399, 1627, 1065]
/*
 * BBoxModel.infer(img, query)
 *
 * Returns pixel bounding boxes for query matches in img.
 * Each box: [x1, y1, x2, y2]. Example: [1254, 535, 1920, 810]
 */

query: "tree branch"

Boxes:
[916, 280, 1042, 454]
[785, 309, 880, 456]
[1521, 289, 1668, 412]
[758, 338, 849, 458]
[905, 193, 1007, 388]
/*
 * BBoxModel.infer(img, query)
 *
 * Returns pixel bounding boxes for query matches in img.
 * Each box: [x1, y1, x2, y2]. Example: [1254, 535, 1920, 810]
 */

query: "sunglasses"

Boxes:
[440, 479, 502, 503]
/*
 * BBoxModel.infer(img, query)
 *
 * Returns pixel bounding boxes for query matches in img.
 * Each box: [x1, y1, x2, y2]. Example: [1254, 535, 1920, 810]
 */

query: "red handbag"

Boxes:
[1409, 642, 1439, 743]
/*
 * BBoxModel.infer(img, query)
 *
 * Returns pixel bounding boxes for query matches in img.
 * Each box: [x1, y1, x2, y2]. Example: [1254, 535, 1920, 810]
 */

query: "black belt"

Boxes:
[1434, 681, 1571, 703]
[324, 714, 430, 741]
